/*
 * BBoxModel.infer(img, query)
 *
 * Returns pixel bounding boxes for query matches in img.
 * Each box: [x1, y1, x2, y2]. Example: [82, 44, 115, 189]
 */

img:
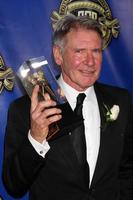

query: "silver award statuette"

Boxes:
[17, 56, 83, 141]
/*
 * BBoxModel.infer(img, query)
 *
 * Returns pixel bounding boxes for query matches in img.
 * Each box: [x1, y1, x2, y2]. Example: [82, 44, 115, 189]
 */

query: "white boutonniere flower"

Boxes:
[106, 105, 120, 122]
[101, 104, 120, 131]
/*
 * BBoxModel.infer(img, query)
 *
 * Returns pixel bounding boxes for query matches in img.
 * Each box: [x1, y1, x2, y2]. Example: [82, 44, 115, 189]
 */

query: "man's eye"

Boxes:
[93, 49, 102, 53]
[75, 49, 84, 53]
[75, 50, 81, 53]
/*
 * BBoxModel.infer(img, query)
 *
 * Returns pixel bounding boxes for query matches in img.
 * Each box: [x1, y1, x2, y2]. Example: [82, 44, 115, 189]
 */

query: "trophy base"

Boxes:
[46, 123, 60, 141]
[48, 102, 83, 142]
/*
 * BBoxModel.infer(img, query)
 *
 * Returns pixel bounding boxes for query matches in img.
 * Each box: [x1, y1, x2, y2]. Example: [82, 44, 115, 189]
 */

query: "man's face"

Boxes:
[53, 28, 103, 91]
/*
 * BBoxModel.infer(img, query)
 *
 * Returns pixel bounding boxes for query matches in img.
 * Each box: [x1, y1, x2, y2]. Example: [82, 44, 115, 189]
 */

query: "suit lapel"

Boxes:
[90, 83, 115, 187]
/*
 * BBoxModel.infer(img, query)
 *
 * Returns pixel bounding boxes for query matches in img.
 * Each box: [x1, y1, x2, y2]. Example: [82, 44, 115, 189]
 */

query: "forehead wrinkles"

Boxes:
[63, 28, 102, 49]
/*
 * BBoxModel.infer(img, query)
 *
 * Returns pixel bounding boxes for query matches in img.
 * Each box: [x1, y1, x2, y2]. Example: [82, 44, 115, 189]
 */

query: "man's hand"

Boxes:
[30, 85, 62, 143]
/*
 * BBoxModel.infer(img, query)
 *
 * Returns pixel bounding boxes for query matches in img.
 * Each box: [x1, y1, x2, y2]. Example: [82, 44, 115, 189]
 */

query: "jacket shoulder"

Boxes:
[94, 82, 132, 107]
[95, 82, 130, 96]
[9, 95, 30, 112]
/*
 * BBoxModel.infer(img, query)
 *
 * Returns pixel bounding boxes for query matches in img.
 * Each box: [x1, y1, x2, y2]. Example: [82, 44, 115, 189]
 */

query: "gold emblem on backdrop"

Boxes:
[0, 195, 3, 200]
[0, 55, 14, 94]
[51, 0, 120, 49]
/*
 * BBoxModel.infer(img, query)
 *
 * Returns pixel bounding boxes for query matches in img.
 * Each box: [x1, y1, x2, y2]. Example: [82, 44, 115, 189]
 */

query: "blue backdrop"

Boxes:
[0, 1, 133, 199]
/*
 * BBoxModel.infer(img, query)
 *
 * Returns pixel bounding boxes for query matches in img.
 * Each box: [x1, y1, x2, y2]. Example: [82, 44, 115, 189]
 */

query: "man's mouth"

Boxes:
[80, 69, 95, 75]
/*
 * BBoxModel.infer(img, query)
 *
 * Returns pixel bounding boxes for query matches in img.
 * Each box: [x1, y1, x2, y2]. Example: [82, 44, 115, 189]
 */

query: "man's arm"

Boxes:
[2, 86, 62, 198]
[119, 92, 133, 200]
[2, 97, 45, 198]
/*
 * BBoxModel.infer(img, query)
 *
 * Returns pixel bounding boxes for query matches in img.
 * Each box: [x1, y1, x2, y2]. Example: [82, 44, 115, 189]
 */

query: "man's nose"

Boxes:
[83, 52, 95, 66]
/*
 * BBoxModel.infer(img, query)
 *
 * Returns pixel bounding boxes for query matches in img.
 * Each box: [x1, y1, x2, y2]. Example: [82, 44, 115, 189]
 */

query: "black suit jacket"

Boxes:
[2, 82, 133, 200]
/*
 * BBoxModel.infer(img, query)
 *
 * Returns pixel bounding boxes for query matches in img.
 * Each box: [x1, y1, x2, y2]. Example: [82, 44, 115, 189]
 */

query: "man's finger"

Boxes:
[31, 85, 40, 112]
[44, 93, 51, 101]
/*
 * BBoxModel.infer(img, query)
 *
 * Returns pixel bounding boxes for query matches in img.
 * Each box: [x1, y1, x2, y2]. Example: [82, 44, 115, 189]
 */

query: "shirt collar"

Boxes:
[57, 74, 95, 104]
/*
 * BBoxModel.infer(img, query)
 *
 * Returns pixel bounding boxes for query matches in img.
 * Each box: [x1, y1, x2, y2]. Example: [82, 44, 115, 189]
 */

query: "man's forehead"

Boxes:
[65, 27, 102, 40]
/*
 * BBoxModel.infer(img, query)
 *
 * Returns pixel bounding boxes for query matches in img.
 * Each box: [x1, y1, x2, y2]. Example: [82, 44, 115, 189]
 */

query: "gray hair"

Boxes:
[53, 14, 103, 49]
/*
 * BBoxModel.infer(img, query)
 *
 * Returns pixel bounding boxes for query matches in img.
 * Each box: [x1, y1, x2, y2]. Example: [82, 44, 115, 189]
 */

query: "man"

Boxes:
[2, 15, 133, 200]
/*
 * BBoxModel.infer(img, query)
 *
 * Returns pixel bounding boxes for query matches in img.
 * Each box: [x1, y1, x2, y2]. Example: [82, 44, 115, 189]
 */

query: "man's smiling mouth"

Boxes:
[80, 69, 95, 75]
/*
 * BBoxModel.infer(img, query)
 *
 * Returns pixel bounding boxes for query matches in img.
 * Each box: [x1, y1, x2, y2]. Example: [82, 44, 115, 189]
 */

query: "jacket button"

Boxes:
[89, 188, 95, 194]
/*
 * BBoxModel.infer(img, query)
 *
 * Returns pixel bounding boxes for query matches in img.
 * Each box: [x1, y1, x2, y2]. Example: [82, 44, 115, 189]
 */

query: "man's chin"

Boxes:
[77, 82, 95, 91]
[81, 80, 96, 88]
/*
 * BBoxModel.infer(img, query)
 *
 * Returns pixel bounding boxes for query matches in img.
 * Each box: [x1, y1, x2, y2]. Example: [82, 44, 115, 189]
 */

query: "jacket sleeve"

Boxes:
[119, 92, 133, 200]
[2, 98, 45, 198]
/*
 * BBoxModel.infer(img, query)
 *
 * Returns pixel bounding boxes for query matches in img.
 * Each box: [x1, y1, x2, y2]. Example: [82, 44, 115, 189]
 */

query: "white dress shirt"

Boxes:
[28, 74, 101, 185]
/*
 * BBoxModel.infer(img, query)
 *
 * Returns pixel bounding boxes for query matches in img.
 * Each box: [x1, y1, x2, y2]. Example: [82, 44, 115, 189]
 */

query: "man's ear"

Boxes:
[53, 45, 63, 66]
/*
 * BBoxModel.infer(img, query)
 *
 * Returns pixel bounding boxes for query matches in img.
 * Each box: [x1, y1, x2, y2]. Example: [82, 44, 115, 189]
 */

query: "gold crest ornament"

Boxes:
[51, 0, 120, 49]
[0, 55, 14, 94]
[0, 195, 3, 200]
